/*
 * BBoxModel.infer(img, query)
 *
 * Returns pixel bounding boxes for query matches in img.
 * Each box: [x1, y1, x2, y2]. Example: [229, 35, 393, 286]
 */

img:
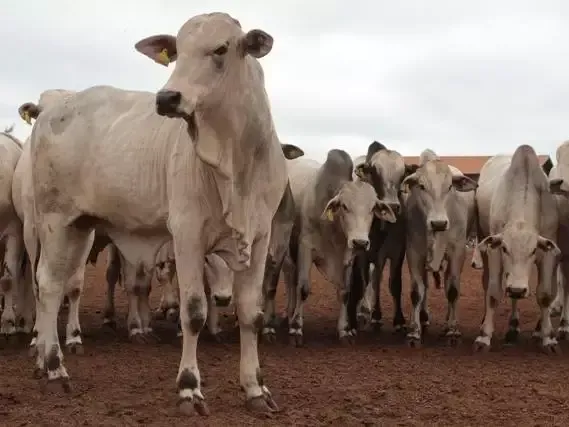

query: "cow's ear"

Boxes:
[18, 102, 41, 125]
[135, 34, 178, 66]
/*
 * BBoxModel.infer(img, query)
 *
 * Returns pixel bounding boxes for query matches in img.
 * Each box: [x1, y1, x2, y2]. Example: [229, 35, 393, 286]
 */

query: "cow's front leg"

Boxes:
[338, 263, 356, 344]
[474, 250, 501, 351]
[234, 233, 279, 414]
[406, 252, 427, 348]
[171, 225, 208, 417]
[534, 261, 559, 353]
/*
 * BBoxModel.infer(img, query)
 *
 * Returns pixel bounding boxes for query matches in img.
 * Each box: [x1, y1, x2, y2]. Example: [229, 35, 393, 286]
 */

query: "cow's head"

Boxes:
[321, 180, 396, 260]
[354, 141, 418, 218]
[477, 221, 561, 299]
[135, 12, 272, 122]
[401, 160, 477, 232]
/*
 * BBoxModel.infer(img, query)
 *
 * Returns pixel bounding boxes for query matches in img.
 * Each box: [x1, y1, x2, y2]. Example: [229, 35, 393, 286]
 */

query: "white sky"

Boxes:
[2, 0, 569, 162]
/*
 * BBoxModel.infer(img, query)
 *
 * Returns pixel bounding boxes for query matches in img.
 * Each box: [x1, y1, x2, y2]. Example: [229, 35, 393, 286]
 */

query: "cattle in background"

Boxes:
[474, 145, 562, 352]
[401, 149, 477, 347]
[285, 149, 396, 345]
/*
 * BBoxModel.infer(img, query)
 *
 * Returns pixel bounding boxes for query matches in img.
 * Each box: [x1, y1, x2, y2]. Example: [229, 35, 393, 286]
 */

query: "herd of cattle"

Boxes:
[1, 11, 569, 417]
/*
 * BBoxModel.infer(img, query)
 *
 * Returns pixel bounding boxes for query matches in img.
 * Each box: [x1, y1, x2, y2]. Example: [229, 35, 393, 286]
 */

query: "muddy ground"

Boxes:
[2, 248, 569, 426]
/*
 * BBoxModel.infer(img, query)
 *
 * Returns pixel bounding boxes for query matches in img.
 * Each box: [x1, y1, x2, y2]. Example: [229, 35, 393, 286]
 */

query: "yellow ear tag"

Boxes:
[157, 48, 170, 66]
[325, 209, 334, 221]
[22, 111, 31, 125]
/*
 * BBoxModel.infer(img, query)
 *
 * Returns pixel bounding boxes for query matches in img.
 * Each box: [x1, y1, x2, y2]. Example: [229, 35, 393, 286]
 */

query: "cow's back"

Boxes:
[286, 158, 320, 212]
[476, 154, 511, 236]
[30, 85, 183, 231]
[0, 133, 23, 221]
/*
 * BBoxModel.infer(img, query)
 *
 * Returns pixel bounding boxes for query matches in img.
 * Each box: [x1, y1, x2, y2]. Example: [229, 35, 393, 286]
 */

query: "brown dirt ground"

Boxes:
[3, 248, 569, 427]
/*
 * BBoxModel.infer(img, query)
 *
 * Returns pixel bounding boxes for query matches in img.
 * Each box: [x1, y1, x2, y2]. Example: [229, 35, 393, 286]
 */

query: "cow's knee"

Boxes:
[185, 295, 206, 334]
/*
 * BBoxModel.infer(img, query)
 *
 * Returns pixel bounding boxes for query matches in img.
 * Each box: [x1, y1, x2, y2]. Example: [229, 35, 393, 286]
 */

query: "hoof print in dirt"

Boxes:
[178, 398, 210, 417]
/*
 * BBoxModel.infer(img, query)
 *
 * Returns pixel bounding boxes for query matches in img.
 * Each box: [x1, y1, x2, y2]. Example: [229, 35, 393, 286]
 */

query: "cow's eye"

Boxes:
[213, 44, 228, 56]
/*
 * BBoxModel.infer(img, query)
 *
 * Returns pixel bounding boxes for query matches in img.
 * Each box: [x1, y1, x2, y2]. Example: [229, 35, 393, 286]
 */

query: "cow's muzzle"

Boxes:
[156, 90, 182, 117]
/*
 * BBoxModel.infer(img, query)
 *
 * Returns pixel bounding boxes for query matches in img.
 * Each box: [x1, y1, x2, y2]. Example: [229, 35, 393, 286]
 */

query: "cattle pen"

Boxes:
[2, 247, 569, 426]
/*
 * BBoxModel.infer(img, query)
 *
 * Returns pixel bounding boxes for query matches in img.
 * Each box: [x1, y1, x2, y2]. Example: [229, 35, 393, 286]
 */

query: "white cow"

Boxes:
[0, 127, 26, 345]
[474, 145, 562, 352]
[401, 149, 477, 347]
[547, 140, 569, 338]
[285, 149, 396, 345]
[29, 12, 287, 415]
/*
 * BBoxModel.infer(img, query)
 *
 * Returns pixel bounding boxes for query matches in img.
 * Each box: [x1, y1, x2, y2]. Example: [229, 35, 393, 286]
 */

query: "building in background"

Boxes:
[403, 155, 553, 182]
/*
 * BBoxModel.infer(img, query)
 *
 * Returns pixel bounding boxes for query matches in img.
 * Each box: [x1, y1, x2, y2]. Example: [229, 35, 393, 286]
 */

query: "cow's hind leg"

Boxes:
[0, 233, 24, 346]
[262, 255, 283, 343]
[442, 247, 465, 346]
[389, 254, 407, 333]
[35, 217, 93, 392]
[504, 299, 520, 344]
[406, 253, 427, 348]
[234, 235, 279, 414]
[289, 242, 311, 347]
[103, 245, 120, 330]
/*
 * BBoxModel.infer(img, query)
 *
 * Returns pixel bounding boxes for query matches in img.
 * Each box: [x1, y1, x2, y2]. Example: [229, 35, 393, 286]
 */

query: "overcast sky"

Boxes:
[2, 1, 569, 162]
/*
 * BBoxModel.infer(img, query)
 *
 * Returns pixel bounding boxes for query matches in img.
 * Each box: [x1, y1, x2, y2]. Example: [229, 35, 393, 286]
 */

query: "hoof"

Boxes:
[246, 394, 279, 414]
[446, 335, 461, 347]
[473, 340, 490, 353]
[178, 398, 210, 417]
[357, 313, 373, 332]
[40, 376, 72, 394]
[288, 333, 303, 347]
[406, 336, 421, 348]
[32, 368, 45, 379]
[67, 343, 84, 355]
[339, 333, 356, 346]
[541, 338, 561, 355]
[262, 331, 277, 344]
[504, 329, 519, 345]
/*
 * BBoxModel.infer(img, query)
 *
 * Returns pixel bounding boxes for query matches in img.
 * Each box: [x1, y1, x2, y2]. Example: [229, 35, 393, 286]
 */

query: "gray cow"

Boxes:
[401, 149, 477, 347]
[28, 12, 287, 415]
[546, 140, 569, 338]
[474, 145, 562, 352]
[285, 149, 396, 345]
